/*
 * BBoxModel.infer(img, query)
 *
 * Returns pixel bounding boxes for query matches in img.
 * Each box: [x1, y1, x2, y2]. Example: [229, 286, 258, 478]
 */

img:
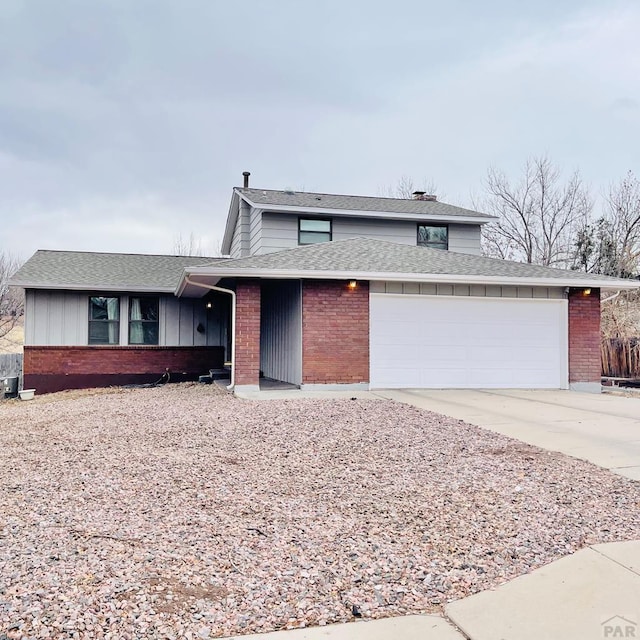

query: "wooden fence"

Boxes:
[0, 353, 23, 380]
[601, 338, 640, 379]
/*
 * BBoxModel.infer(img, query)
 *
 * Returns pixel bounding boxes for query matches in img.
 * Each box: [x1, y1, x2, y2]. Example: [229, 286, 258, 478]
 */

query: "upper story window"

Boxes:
[299, 218, 332, 245]
[129, 297, 159, 345]
[417, 224, 448, 250]
[89, 297, 120, 345]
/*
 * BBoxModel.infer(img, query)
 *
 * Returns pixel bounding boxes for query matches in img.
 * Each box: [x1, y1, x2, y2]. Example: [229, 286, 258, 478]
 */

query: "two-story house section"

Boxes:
[12, 173, 640, 395]
[222, 185, 494, 258]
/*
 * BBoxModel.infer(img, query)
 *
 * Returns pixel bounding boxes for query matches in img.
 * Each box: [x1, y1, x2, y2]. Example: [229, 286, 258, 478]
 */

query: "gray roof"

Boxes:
[237, 187, 496, 220]
[189, 238, 639, 287]
[10, 250, 221, 292]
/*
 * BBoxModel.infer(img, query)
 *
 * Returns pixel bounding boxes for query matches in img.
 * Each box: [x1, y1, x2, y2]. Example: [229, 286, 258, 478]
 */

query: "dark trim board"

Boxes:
[23, 372, 206, 394]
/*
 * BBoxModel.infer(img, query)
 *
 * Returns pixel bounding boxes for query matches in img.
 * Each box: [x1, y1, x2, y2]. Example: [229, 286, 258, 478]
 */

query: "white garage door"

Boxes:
[370, 294, 568, 389]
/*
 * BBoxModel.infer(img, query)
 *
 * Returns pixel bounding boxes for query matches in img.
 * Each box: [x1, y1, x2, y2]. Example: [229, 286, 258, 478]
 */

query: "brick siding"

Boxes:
[234, 279, 261, 386]
[568, 288, 601, 384]
[23, 345, 224, 394]
[302, 280, 369, 384]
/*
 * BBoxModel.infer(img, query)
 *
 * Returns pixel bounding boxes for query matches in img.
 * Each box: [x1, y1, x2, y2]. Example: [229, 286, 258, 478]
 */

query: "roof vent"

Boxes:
[412, 191, 437, 201]
[242, 171, 250, 188]
[284, 189, 295, 195]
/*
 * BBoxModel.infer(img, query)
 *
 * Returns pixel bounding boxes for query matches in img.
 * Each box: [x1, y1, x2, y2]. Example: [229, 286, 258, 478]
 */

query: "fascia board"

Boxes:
[239, 195, 496, 224]
[221, 191, 242, 254]
[12, 283, 175, 293]
[180, 267, 640, 289]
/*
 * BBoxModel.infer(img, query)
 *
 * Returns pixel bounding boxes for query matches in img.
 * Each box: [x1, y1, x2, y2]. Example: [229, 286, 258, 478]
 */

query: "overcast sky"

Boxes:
[1, 0, 639, 259]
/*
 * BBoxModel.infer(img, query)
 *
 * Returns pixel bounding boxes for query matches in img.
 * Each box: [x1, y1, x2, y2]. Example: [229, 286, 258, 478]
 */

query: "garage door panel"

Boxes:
[370, 294, 568, 389]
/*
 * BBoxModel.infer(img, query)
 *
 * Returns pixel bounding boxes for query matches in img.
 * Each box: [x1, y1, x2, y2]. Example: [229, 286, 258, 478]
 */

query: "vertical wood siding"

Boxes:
[25, 290, 88, 345]
[25, 290, 229, 356]
[260, 280, 302, 385]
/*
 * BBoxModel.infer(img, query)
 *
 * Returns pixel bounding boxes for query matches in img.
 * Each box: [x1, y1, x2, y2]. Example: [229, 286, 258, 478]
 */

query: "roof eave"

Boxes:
[180, 267, 640, 290]
[11, 282, 176, 293]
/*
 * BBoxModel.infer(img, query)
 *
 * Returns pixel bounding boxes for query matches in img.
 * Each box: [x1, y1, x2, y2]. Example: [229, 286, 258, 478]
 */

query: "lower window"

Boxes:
[129, 297, 159, 345]
[89, 297, 120, 345]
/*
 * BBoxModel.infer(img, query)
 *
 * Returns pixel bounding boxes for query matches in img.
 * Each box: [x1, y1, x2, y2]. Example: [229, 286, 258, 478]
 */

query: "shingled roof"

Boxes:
[10, 250, 221, 292]
[185, 237, 640, 289]
[237, 188, 496, 220]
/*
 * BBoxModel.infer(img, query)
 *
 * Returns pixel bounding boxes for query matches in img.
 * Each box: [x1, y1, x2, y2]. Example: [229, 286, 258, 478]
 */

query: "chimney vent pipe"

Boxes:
[242, 171, 250, 188]
[412, 191, 437, 201]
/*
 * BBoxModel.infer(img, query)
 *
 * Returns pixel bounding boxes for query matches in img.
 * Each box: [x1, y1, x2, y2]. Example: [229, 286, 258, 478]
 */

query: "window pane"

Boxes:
[299, 231, 331, 244]
[129, 321, 159, 345]
[299, 219, 331, 232]
[143, 323, 159, 345]
[129, 297, 159, 345]
[418, 225, 448, 249]
[90, 297, 119, 320]
[130, 297, 158, 322]
[89, 321, 119, 344]
[140, 298, 158, 322]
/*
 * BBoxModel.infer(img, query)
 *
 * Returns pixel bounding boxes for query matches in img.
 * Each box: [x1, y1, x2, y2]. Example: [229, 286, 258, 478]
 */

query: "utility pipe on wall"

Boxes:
[184, 277, 236, 391]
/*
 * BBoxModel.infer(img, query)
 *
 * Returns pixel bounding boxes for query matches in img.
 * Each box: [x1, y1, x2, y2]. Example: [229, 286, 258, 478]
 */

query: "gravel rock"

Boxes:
[1, 383, 639, 637]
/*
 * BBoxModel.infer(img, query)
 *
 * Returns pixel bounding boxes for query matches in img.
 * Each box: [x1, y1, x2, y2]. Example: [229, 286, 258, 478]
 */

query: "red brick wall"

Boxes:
[234, 279, 261, 386]
[302, 280, 369, 385]
[568, 288, 601, 384]
[23, 345, 225, 394]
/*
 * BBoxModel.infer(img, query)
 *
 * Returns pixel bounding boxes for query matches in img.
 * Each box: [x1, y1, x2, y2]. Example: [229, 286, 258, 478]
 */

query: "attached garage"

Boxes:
[370, 293, 568, 389]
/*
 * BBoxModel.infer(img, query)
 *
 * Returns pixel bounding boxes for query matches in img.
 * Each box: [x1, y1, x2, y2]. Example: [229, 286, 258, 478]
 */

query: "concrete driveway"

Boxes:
[374, 389, 640, 481]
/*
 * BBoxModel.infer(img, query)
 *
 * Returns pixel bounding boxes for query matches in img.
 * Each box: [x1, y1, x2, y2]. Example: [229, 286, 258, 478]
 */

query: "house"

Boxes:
[10, 174, 640, 394]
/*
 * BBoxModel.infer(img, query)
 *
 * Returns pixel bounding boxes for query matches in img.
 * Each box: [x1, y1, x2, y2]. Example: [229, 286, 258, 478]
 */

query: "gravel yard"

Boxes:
[1, 384, 639, 639]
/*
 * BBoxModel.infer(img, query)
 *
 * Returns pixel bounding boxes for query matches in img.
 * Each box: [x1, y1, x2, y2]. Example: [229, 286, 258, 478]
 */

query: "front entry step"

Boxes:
[199, 368, 231, 384]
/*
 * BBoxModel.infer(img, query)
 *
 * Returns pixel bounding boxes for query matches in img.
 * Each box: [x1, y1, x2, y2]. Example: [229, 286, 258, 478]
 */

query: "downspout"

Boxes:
[184, 277, 236, 391]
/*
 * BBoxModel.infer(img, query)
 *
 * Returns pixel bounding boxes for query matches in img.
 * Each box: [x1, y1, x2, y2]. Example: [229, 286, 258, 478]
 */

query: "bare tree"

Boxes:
[607, 171, 640, 277]
[172, 232, 222, 257]
[380, 175, 439, 199]
[0, 253, 24, 340]
[573, 171, 640, 277]
[173, 232, 204, 256]
[481, 156, 592, 267]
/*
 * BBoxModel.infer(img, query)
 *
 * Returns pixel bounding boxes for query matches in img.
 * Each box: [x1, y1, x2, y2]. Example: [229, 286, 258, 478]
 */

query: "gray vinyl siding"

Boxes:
[249, 206, 263, 256]
[257, 212, 483, 255]
[25, 290, 229, 355]
[448, 224, 482, 255]
[260, 212, 299, 253]
[260, 280, 302, 385]
[332, 218, 416, 244]
[370, 281, 565, 299]
[230, 224, 242, 258]
[230, 200, 252, 258]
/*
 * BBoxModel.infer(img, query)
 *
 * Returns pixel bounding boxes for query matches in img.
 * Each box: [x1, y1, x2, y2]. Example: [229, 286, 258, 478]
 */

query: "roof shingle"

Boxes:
[10, 250, 220, 291]
[237, 188, 495, 220]
[190, 237, 639, 286]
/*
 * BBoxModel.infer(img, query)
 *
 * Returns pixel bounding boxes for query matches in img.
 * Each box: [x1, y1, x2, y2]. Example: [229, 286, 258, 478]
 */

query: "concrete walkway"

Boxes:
[226, 615, 465, 640]
[374, 389, 640, 480]
[446, 540, 640, 639]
